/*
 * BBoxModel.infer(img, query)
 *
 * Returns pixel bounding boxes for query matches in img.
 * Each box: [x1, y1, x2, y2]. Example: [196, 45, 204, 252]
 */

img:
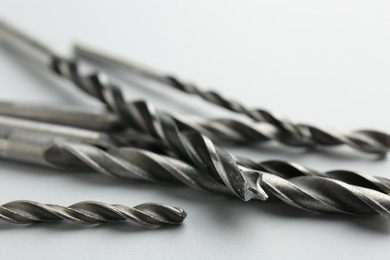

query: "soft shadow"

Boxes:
[0, 220, 185, 234]
[225, 142, 383, 163]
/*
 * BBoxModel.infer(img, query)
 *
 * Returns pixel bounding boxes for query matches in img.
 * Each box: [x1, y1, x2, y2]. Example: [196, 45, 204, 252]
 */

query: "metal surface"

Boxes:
[1, 127, 390, 215]
[73, 43, 390, 155]
[0, 200, 186, 225]
[0, 127, 231, 196]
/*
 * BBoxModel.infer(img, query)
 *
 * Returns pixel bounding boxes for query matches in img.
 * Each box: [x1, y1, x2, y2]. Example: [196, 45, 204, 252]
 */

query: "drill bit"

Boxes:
[0, 21, 263, 201]
[73, 43, 390, 155]
[0, 127, 251, 197]
[2, 128, 390, 216]
[0, 200, 186, 226]
[1, 115, 389, 195]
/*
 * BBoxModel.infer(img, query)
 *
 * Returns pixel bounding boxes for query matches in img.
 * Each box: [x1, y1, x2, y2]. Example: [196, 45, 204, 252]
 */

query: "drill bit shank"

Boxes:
[0, 101, 119, 130]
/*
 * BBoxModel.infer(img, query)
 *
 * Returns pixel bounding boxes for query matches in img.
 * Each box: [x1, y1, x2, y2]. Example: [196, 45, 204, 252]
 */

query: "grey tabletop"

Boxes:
[0, 1, 389, 259]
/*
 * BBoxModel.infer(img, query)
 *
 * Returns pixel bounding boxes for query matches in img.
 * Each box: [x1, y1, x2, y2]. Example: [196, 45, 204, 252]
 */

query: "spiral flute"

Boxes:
[2, 128, 390, 216]
[0, 200, 186, 225]
[73, 43, 390, 155]
[258, 174, 390, 216]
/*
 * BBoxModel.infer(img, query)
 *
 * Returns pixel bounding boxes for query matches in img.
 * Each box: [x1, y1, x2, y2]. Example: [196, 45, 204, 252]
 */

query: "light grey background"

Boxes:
[0, 1, 390, 259]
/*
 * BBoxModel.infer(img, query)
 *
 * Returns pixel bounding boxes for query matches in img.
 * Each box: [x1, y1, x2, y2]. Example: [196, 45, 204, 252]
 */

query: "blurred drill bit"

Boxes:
[0, 200, 186, 226]
[73, 43, 390, 155]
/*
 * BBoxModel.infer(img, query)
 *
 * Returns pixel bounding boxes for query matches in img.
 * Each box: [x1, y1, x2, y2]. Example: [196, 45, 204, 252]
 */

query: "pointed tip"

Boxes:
[240, 171, 269, 201]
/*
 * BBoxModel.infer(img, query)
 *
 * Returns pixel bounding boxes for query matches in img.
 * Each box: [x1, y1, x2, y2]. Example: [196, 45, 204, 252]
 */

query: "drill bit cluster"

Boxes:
[0, 20, 390, 229]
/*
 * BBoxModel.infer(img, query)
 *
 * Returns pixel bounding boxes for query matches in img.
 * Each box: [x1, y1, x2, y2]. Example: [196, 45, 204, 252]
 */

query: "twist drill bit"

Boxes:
[1, 116, 389, 196]
[0, 200, 186, 225]
[0, 21, 263, 201]
[2, 130, 390, 216]
[73, 43, 390, 155]
[0, 128, 231, 196]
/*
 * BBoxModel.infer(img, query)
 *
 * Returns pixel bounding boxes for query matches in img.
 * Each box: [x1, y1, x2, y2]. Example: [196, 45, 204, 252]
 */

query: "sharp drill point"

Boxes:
[0, 200, 186, 226]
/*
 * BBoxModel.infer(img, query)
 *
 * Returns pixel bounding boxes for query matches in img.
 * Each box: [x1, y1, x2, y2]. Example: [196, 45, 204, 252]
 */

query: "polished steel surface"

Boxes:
[0, 200, 186, 225]
[73, 43, 390, 155]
